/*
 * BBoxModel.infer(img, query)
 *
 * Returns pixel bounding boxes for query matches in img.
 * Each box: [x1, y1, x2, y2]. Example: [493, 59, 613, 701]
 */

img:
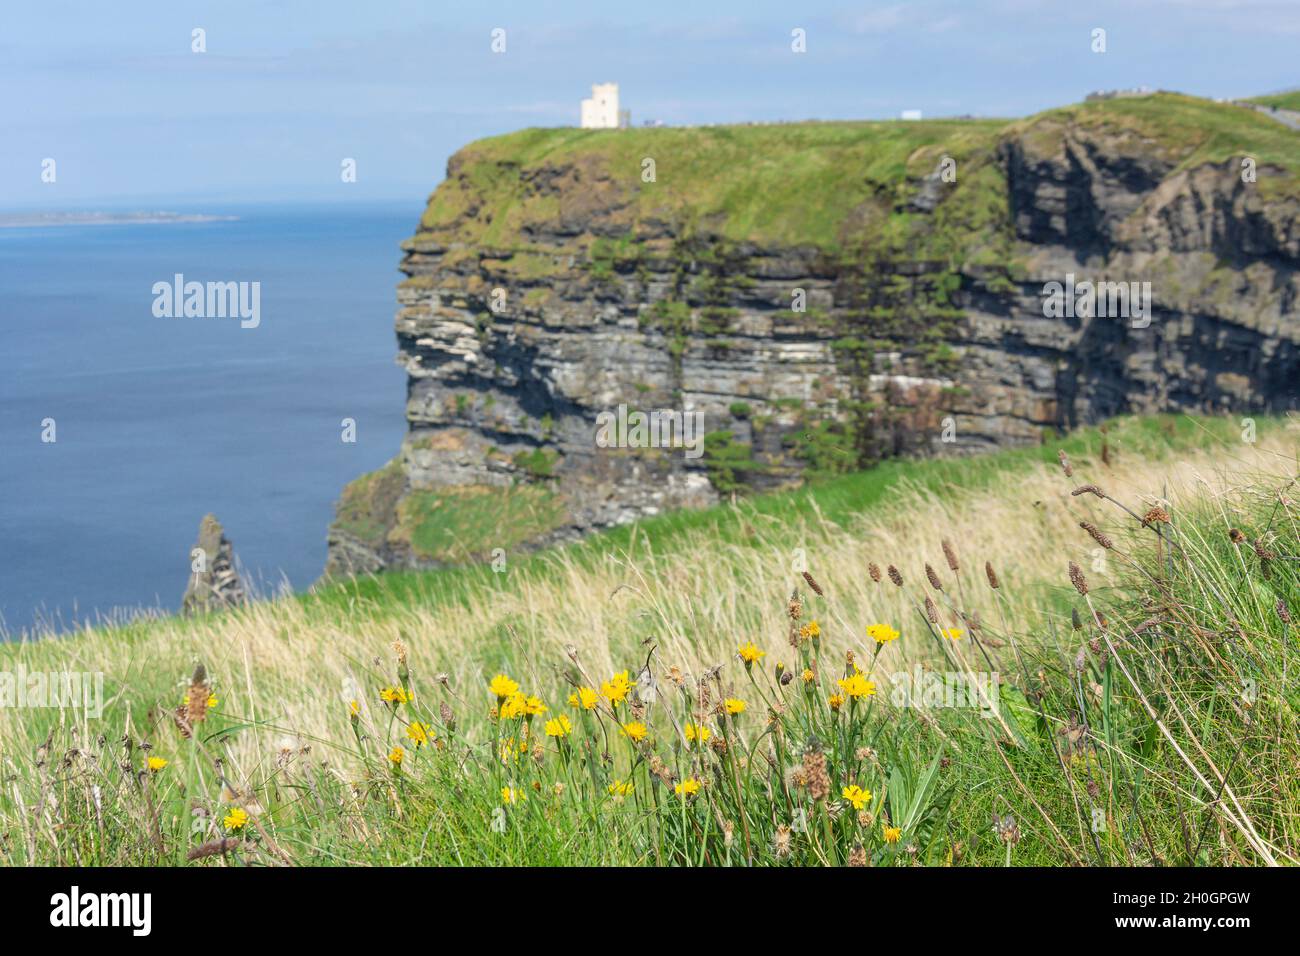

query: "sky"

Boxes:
[2, 0, 1297, 207]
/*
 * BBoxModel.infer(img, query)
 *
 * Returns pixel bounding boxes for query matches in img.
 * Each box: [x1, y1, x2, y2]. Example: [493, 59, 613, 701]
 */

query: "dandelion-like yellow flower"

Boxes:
[524, 695, 547, 717]
[837, 672, 876, 700]
[684, 723, 712, 746]
[801, 668, 815, 684]
[145, 756, 168, 773]
[544, 715, 572, 738]
[608, 780, 634, 798]
[724, 698, 746, 715]
[348, 699, 361, 717]
[406, 722, 431, 747]
[489, 674, 519, 699]
[800, 620, 821, 640]
[222, 807, 249, 831]
[621, 721, 648, 742]
[866, 623, 900, 645]
[942, 627, 963, 640]
[828, 693, 845, 711]
[842, 785, 872, 811]
[380, 686, 412, 705]
[674, 778, 701, 797]
[501, 786, 525, 805]
[738, 642, 766, 664]
[883, 825, 902, 844]
[499, 692, 527, 719]
[387, 746, 404, 765]
[601, 670, 633, 705]
[568, 686, 599, 710]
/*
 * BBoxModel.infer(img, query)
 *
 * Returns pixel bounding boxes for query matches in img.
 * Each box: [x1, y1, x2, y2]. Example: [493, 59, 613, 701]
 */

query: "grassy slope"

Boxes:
[2, 414, 1297, 866]
[1247, 90, 1300, 111]
[416, 92, 1300, 256]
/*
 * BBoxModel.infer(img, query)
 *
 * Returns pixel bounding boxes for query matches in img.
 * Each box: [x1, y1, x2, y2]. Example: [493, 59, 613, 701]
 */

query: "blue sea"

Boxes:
[0, 202, 416, 636]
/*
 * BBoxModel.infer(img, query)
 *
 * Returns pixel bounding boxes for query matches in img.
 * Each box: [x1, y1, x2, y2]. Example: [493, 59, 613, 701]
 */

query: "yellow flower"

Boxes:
[348, 699, 361, 717]
[222, 807, 249, 831]
[738, 642, 766, 665]
[883, 825, 902, 844]
[837, 672, 876, 700]
[801, 668, 815, 684]
[406, 722, 431, 747]
[145, 756, 168, 773]
[942, 627, 963, 640]
[524, 695, 547, 717]
[684, 723, 712, 746]
[842, 785, 873, 811]
[500, 692, 527, 719]
[608, 780, 634, 798]
[380, 686, 412, 705]
[501, 786, 525, 805]
[724, 698, 746, 715]
[568, 686, 599, 710]
[674, 778, 701, 797]
[800, 620, 821, 640]
[828, 693, 845, 711]
[489, 674, 519, 699]
[621, 721, 648, 742]
[387, 746, 404, 765]
[866, 623, 900, 645]
[601, 670, 633, 705]
[544, 715, 572, 738]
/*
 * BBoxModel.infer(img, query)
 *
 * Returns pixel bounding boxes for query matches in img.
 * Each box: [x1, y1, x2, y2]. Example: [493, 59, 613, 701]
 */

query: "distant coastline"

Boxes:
[0, 210, 238, 228]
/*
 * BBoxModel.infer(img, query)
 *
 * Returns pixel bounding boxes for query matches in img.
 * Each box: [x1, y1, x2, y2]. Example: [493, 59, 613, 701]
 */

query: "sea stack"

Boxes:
[181, 514, 246, 614]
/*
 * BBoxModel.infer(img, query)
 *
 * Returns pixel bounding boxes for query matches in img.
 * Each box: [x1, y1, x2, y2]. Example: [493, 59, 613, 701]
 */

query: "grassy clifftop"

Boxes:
[416, 92, 1300, 255]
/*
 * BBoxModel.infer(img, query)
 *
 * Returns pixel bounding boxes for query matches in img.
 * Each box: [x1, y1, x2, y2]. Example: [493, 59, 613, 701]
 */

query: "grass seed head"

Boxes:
[1068, 561, 1089, 595]
[925, 595, 939, 624]
[942, 538, 959, 571]
[925, 563, 943, 591]
[984, 561, 1000, 589]
[1079, 521, 1113, 549]
[1141, 506, 1170, 527]
[787, 589, 802, 622]
[888, 565, 904, 587]
[1058, 449, 1073, 477]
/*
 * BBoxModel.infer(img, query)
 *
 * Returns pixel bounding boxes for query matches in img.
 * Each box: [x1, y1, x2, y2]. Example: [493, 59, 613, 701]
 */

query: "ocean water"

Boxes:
[0, 202, 416, 636]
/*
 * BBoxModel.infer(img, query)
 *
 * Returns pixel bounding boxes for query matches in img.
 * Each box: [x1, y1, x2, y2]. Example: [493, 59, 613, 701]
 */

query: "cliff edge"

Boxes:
[327, 92, 1299, 576]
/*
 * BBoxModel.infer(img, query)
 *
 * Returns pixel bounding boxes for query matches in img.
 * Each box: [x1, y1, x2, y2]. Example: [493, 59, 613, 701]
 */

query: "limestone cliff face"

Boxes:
[326, 93, 1299, 576]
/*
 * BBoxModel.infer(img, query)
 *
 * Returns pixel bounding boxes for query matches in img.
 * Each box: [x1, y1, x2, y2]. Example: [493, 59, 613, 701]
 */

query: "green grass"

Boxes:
[1016, 92, 1300, 174]
[421, 118, 1005, 252]
[399, 484, 567, 563]
[1247, 90, 1300, 112]
[414, 92, 1299, 259]
[2, 413, 1295, 867]
[314, 414, 1246, 615]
